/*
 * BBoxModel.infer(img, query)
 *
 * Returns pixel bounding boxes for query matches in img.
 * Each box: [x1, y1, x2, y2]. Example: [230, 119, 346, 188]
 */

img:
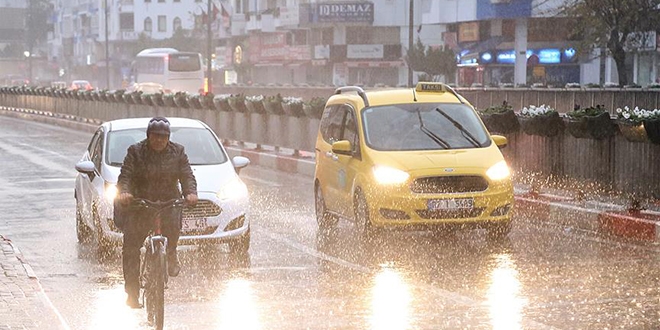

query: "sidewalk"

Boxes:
[0, 236, 67, 330]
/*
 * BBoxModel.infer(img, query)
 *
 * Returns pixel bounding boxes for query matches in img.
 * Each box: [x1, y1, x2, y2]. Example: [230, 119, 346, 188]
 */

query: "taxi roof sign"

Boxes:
[415, 82, 449, 93]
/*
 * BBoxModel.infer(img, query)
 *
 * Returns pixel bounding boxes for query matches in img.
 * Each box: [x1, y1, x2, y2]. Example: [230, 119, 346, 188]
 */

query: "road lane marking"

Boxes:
[240, 174, 282, 187]
[0, 139, 77, 176]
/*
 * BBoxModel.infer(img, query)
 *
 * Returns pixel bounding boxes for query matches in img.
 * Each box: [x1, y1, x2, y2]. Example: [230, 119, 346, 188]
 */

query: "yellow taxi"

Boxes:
[313, 82, 513, 239]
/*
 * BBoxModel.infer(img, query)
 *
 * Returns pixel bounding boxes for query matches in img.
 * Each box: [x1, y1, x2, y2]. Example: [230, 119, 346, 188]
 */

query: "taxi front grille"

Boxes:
[410, 176, 489, 194]
[182, 200, 222, 219]
[416, 208, 485, 219]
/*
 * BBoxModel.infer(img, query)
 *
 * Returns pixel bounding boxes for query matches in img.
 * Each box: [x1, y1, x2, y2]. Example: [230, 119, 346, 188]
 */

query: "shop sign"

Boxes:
[347, 44, 383, 59]
[317, 2, 374, 23]
[315, 45, 330, 59]
[458, 22, 479, 43]
[623, 31, 656, 52]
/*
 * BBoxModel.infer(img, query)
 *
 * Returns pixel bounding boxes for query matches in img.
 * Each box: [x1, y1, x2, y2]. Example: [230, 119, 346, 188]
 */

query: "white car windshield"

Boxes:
[362, 103, 491, 151]
[106, 127, 228, 166]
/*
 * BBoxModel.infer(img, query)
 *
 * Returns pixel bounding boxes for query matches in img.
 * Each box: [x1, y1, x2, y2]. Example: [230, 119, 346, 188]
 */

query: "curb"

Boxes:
[2, 107, 659, 243]
[515, 193, 660, 242]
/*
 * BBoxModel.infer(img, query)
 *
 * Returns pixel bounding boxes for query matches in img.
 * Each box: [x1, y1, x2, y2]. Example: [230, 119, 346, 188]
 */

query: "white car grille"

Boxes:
[182, 200, 221, 219]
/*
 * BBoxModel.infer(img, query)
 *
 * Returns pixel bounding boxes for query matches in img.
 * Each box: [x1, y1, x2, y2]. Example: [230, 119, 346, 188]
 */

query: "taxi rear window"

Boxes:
[362, 103, 490, 151]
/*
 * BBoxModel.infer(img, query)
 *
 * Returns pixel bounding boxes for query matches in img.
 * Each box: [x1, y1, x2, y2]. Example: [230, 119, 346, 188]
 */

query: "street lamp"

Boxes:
[24, 51, 32, 84]
[408, 0, 414, 87]
[206, 0, 213, 93]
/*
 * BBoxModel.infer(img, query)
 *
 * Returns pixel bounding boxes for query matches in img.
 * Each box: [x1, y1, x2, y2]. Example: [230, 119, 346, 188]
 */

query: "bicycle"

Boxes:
[133, 198, 184, 330]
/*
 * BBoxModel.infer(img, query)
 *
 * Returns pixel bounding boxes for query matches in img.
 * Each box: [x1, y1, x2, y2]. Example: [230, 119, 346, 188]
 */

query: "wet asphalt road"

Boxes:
[1, 116, 660, 329]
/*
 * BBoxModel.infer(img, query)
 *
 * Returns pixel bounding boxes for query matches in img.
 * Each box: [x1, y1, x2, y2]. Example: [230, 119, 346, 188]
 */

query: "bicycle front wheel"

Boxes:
[146, 242, 166, 330]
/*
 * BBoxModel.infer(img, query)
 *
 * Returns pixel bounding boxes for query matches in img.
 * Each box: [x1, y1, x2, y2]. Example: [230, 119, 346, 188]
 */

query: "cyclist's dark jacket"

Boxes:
[117, 139, 197, 200]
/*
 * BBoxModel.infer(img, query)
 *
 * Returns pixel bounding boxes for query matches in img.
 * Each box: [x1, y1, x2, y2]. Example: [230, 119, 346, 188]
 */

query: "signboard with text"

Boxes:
[314, 2, 374, 23]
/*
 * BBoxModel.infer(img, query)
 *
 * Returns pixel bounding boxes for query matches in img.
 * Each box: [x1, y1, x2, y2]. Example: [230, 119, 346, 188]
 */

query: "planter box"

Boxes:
[282, 103, 305, 117]
[644, 118, 660, 144]
[518, 111, 564, 137]
[565, 112, 616, 140]
[303, 104, 324, 119]
[245, 100, 266, 114]
[213, 97, 231, 111]
[228, 97, 247, 112]
[617, 121, 647, 143]
[263, 100, 284, 115]
[479, 109, 520, 134]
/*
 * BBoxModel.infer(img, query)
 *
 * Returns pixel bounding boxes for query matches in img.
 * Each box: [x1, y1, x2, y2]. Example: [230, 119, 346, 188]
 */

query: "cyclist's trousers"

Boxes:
[122, 209, 181, 297]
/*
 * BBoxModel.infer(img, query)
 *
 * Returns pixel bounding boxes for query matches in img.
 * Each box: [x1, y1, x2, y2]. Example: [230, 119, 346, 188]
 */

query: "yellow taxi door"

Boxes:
[333, 105, 363, 219]
[315, 105, 345, 213]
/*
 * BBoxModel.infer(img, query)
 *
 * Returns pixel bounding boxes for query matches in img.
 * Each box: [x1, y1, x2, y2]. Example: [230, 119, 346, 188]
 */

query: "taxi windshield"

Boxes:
[361, 103, 491, 151]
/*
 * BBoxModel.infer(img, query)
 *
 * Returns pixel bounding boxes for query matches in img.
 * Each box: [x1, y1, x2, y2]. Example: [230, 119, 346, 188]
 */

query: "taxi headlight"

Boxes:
[104, 183, 118, 202]
[486, 160, 511, 181]
[217, 177, 249, 200]
[372, 166, 410, 185]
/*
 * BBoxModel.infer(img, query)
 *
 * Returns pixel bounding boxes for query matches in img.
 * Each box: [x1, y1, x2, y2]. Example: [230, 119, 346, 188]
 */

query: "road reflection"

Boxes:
[487, 253, 525, 330]
[369, 266, 412, 330]
[215, 278, 262, 330]
[88, 285, 145, 329]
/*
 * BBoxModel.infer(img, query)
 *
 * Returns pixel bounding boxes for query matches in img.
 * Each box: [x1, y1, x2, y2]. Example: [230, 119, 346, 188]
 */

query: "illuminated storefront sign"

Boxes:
[316, 2, 374, 23]
[471, 48, 576, 64]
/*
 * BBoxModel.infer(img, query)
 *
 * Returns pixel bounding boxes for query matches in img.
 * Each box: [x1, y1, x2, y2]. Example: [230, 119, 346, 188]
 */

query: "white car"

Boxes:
[74, 117, 251, 256]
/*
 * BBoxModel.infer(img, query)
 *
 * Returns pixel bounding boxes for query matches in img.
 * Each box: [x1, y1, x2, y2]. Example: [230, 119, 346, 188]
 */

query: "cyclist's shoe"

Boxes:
[167, 255, 181, 277]
[126, 295, 142, 309]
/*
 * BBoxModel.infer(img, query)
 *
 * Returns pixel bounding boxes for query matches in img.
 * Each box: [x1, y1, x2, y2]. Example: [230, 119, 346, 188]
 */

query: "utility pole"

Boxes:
[27, 0, 33, 84]
[206, 0, 213, 93]
[407, 0, 414, 87]
[104, 0, 110, 89]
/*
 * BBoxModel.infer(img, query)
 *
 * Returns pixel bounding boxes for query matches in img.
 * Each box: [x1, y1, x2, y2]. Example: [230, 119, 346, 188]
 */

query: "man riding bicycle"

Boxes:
[117, 117, 198, 308]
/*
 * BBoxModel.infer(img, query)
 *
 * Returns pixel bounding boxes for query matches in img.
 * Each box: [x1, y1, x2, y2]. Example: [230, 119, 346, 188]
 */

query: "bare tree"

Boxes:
[406, 38, 456, 83]
[560, 0, 660, 86]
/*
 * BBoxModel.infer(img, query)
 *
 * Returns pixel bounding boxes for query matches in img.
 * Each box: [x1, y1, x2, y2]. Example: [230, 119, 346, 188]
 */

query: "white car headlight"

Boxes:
[217, 176, 249, 200]
[486, 160, 511, 181]
[372, 166, 410, 185]
[104, 183, 118, 202]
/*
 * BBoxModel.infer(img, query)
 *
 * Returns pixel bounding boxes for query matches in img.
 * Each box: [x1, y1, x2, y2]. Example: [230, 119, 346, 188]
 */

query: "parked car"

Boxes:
[74, 117, 251, 256]
[70, 80, 93, 90]
[313, 82, 513, 240]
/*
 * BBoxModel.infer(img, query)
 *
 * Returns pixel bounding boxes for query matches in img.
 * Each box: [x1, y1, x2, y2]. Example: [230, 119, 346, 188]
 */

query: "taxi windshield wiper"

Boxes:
[416, 111, 450, 149]
[434, 107, 482, 148]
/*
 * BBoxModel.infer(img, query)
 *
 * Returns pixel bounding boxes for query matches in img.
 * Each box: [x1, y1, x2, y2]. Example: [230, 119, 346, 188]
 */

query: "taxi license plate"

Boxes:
[182, 218, 208, 231]
[427, 198, 474, 210]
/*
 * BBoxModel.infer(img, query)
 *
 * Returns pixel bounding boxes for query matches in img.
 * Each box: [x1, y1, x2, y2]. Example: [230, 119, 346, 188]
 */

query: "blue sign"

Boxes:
[537, 49, 561, 64]
[477, 0, 533, 20]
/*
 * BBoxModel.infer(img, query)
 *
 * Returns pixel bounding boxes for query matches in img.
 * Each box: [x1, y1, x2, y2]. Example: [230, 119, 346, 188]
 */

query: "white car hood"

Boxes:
[104, 162, 237, 193]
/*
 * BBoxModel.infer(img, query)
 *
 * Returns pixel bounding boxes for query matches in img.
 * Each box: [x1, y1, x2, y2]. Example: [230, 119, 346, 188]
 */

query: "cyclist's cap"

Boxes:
[147, 117, 171, 136]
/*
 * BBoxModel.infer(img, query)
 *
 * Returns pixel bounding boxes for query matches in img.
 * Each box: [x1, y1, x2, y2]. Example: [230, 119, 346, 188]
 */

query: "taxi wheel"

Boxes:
[315, 184, 337, 229]
[354, 190, 376, 239]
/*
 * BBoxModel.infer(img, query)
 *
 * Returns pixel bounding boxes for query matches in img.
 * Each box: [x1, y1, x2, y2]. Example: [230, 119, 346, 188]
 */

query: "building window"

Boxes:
[120, 13, 134, 31]
[173, 17, 181, 31]
[158, 0, 165, 3]
[158, 15, 166, 32]
[144, 17, 152, 32]
[145, 0, 151, 3]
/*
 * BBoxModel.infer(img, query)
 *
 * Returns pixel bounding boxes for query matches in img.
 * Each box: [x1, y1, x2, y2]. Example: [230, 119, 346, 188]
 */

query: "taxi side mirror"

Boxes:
[491, 135, 508, 149]
[331, 140, 353, 156]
